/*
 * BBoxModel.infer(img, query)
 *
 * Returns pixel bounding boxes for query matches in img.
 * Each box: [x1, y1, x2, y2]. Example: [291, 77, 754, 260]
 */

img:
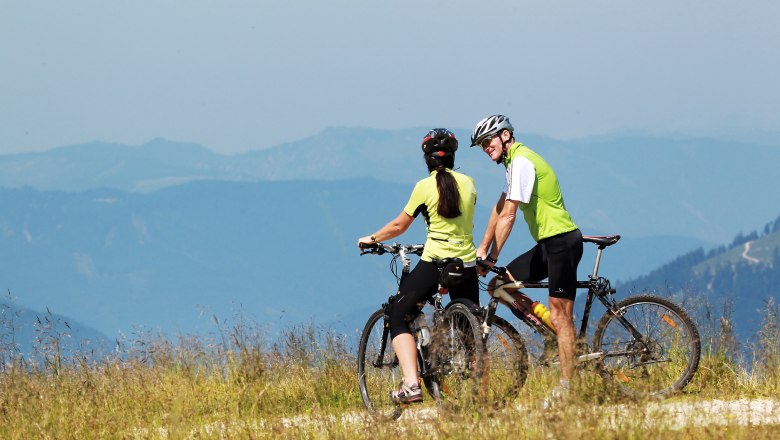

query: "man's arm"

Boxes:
[489, 197, 520, 262]
[477, 192, 506, 259]
[487, 154, 534, 261]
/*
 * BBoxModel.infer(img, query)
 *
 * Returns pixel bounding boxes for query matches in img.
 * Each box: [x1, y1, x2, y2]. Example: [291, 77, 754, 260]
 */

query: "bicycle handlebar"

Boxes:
[476, 259, 507, 277]
[359, 241, 425, 257]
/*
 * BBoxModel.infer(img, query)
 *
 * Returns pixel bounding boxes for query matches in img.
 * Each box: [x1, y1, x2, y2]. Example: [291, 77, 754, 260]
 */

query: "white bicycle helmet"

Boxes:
[470, 115, 514, 147]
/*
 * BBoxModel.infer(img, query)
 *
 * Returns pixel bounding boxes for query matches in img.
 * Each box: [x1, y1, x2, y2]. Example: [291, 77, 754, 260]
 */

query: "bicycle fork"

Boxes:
[480, 297, 499, 339]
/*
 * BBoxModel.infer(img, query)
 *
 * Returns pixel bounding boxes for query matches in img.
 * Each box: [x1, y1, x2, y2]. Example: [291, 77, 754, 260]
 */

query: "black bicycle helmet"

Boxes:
[422, 128, 458, 155]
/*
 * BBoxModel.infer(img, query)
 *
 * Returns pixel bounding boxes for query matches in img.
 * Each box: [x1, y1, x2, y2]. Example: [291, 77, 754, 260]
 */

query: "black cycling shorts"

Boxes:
[388, 259, 479, 339]
[505, 229, 583, 301]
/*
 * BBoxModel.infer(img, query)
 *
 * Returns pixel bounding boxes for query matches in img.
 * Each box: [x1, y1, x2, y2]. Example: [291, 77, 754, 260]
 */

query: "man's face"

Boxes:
[480, 134, 503, 161]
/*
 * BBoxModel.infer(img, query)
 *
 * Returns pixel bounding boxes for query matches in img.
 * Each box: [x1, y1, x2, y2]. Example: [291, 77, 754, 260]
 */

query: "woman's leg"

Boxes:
[391, 333, 418, 385]
[388, 260, 439, 392]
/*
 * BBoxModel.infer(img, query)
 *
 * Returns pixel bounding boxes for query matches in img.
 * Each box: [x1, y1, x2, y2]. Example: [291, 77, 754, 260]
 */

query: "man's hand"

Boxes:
[476, 257, 494, 277]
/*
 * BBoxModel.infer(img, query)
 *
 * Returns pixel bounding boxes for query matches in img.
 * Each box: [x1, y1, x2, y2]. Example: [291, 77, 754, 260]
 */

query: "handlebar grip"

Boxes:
[492, 266, 507, 276]
[476, 258, 507, 276]
[359, 242, 379, 250]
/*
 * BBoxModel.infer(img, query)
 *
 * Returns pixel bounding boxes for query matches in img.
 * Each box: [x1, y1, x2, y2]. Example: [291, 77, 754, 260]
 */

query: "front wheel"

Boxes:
[593, 294, 701, 398]
[357, 309, 404, 420]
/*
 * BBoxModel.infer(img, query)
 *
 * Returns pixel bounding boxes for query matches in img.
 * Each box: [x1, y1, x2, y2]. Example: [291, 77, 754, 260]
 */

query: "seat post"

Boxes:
[591, 247, 604, 278]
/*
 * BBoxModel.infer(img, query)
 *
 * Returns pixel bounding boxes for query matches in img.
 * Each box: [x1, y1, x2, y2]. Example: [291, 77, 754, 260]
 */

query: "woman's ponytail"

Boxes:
[425, 153, 461, 219]
[436, 169, 462, 218]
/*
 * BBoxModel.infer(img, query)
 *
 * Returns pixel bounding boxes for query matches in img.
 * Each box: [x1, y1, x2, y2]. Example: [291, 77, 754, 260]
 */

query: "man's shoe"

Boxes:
[390, 381, 423, 404]
[542, 384, 569, 410]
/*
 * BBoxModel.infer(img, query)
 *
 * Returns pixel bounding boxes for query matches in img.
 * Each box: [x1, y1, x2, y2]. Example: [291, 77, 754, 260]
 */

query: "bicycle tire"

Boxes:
[480, 315, 530, 406]
[357, 308, 404, 420]
[428, 302, 484, 411]
[593, 294, 701, 398]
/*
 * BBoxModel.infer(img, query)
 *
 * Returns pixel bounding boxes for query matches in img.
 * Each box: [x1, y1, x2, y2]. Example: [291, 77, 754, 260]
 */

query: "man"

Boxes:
[471, 115, 583, 407]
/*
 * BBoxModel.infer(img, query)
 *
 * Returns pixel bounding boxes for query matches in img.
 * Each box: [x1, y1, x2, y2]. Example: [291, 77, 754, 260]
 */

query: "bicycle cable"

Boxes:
[478, 275, 517, 293]
[390, 254, 402, 286]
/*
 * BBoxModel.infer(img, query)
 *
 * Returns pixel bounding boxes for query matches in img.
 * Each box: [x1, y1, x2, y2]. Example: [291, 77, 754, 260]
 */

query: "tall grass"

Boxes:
[1, 298, 779, 439]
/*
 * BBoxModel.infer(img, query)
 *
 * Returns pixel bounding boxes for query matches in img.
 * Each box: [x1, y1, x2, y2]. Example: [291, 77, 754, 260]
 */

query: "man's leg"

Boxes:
[549, 296, 575, 381]
[542, 230, 583, 408]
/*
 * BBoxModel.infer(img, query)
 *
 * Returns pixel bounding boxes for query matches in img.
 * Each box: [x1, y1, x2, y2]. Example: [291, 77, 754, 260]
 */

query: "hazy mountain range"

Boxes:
[1, 129, 778, 353]
[3, 128, 780, 245]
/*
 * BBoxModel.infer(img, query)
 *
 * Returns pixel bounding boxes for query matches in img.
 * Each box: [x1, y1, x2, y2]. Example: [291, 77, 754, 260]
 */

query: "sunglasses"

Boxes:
[480, 135, 495, 148]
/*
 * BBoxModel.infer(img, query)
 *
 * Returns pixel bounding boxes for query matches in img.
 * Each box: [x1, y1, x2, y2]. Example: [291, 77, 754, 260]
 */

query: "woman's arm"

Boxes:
[357, 211, 415, 247]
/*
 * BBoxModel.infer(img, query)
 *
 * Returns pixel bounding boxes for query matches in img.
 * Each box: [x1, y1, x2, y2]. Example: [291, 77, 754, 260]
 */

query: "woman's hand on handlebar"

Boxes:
[357, 236, 376, 250]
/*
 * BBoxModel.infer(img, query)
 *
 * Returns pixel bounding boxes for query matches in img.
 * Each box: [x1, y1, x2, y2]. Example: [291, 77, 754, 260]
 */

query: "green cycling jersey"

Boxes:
[505, 142, 578, 242]
[403, 169, 478, 263]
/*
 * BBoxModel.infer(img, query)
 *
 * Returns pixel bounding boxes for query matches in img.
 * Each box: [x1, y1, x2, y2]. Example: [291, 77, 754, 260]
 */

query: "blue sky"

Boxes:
[3, 1, 779, 154]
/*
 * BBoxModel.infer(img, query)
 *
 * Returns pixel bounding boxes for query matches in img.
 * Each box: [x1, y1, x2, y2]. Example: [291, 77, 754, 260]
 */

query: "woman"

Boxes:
[357, 128, 479, 404]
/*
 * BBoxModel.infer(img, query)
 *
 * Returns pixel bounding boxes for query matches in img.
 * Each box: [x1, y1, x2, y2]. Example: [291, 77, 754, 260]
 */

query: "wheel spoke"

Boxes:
[480, 316, 529, 406]
[594, 295, 700, 397]
[357, 310, 403, 420]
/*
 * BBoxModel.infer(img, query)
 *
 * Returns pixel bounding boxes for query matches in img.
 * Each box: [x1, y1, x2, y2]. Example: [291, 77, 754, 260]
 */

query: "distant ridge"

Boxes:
[1, 129, 779, 244]
[0, 299, 109, 358]
[619, 214, 780, 341]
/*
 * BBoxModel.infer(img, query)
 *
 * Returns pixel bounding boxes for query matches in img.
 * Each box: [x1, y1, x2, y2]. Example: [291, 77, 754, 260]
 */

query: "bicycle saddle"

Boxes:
[582, 235, 621, 247]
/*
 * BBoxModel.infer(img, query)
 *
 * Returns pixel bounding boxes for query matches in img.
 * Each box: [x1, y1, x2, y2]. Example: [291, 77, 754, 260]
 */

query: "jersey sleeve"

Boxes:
[503, 156, 536, 203]
[403, 182, 426, 217]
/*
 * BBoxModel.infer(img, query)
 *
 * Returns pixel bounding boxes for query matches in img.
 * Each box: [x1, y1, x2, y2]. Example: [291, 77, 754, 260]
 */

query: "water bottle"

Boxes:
[532, 302, 555, 331]
[414, 313, 431, 346]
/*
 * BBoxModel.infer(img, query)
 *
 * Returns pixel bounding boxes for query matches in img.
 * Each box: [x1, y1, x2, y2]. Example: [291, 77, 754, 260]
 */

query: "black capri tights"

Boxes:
[388, 260, 480, 339]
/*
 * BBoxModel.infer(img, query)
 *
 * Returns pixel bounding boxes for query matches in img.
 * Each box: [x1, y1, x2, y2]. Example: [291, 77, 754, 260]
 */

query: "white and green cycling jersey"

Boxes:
[403, 169, 478, 263]
[504, 142, 578, 242]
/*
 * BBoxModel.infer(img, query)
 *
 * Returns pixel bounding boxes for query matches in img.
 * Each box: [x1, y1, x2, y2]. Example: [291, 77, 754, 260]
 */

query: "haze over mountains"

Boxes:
[3, 128, 778, 244]
[2, 128, 778, 351]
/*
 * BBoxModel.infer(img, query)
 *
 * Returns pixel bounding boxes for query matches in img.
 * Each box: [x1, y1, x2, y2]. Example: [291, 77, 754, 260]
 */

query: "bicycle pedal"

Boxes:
[577, 352, 604, 362]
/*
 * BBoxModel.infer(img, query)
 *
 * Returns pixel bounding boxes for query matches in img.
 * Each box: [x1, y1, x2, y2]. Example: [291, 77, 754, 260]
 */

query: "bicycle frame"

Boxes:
[483, 236, 652, 357]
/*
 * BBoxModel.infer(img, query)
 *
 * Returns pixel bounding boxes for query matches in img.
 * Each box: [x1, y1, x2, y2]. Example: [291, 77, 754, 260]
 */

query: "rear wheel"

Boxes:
[428, 302, 484, 411]
[357, 309, 404, 420]
[480, 315, 530, 406]
[593, 294, 700, 397]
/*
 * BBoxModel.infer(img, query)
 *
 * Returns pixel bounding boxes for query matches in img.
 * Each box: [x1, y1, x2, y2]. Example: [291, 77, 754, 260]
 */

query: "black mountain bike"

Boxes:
[478, 234, 701, 398]
[356, 242, 486, 420]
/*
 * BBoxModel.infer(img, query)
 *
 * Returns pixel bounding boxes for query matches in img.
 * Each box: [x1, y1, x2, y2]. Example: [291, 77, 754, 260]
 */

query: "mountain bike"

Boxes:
[356, 242, 486, 420]
[478, 234, 701, 398]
